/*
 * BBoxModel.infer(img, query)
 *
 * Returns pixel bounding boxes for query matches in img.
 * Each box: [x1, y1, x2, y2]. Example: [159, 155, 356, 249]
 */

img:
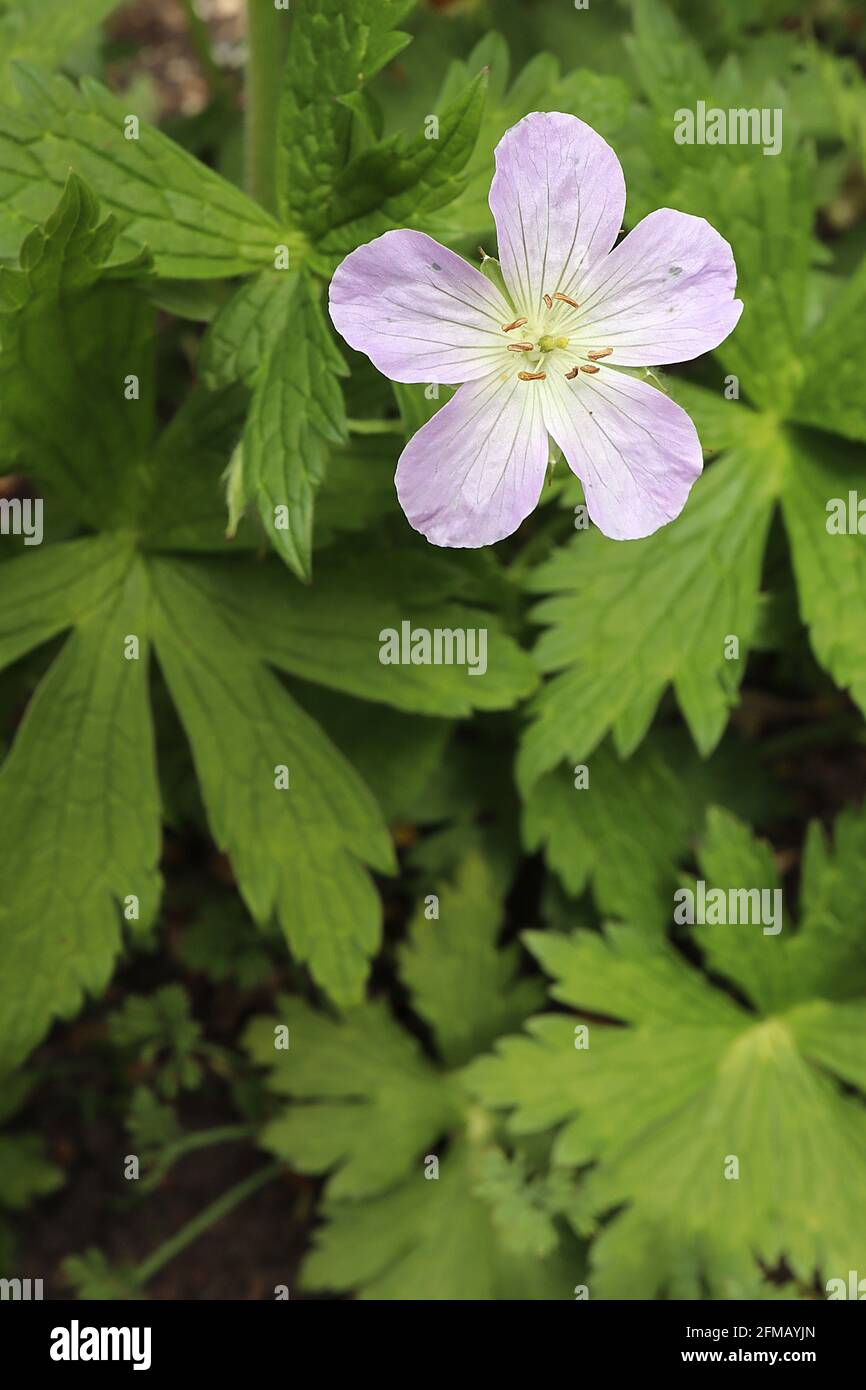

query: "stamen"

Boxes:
[543, 294, 553, 309]
[587, 348, 613, 360]
[565, 367, 579, 380]
[507, 342, 535, 352]
[502, 317, 528, 333]
[518, 370, 547, 381]
[554, 292, 580, 308]
[580, 364, 600, 374]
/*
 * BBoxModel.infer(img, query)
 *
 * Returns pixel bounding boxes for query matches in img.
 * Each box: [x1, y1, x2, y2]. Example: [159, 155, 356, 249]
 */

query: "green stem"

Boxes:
[140, 1124, 254, 1194]
[132, 1162, 282, 1289]
[244, 0, 290, 213]
[346, 417, 406, 436]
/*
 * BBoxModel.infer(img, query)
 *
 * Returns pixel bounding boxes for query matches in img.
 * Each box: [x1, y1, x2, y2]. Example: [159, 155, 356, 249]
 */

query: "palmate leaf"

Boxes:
[247, 997, 460, 1200]
[0, 65, 286, 275]
[0, 540, 161, 1073]
[181, 544, 537, 717]
[398, 855, 543, 1068]
[305, 1141, 577, 1301]
[692, 805, 866, 1013]
[147, 556, 394, 1007]
[517, 395, 781, 788]
[0, 177, 537, 1060]
[467, 806, 866, 1298]
[245, 855, 578, 1299]
[277, 0, 414, 232]
[521, 729, 776, 931]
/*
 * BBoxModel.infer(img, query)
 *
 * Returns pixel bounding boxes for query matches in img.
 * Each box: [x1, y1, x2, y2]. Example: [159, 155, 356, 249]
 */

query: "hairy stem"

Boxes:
[244, 0, 290, 213]
[133, 1162, 282, 1288]
[140, 1124, 254, 1194]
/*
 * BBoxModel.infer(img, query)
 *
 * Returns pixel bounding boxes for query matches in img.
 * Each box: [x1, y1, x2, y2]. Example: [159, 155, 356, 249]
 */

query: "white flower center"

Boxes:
[501, 290, 614, 383]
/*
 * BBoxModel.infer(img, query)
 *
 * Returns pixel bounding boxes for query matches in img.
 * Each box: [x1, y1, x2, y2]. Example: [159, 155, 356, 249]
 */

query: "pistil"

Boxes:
[538, 334, 570, 352]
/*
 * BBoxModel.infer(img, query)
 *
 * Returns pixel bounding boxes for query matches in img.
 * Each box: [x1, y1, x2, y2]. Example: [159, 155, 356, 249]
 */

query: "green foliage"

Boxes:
[2, 0, 866, 1307]
[108, 986, 209, 1097]
[0, 1, 120, 96]
[63, 1248, 143, 1301]
[201, 271, 349, 580]
[0, 166, 536, 1057]
[125, 1085, 183, 1158]
[0, 1071, 62, 1273]
[467, 805, 866, 1297]
[272, 0, 491, 273]
[519, 416, 780, 787]
[522, 729, 776, 930]
[246, 855, 580, 1298]
[176, 899, 276, 990]
[0, 66, 286, 275]
[148, 554, 394, 1005]
[0, 541, 161, 1074]
[277, 0, 414, 232]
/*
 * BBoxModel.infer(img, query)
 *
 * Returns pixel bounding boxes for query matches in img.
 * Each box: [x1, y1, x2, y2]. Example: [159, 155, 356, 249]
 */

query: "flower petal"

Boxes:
[576, 209, 743, 365]
[542, 368, 702, 540]
[395, 371, 549, 547]
[489, 111, 626, 317]
[328, 229, 514, 384]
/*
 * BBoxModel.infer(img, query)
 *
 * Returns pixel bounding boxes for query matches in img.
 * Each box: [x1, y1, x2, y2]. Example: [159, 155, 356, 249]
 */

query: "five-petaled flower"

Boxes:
[329, 111, 743, 548]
